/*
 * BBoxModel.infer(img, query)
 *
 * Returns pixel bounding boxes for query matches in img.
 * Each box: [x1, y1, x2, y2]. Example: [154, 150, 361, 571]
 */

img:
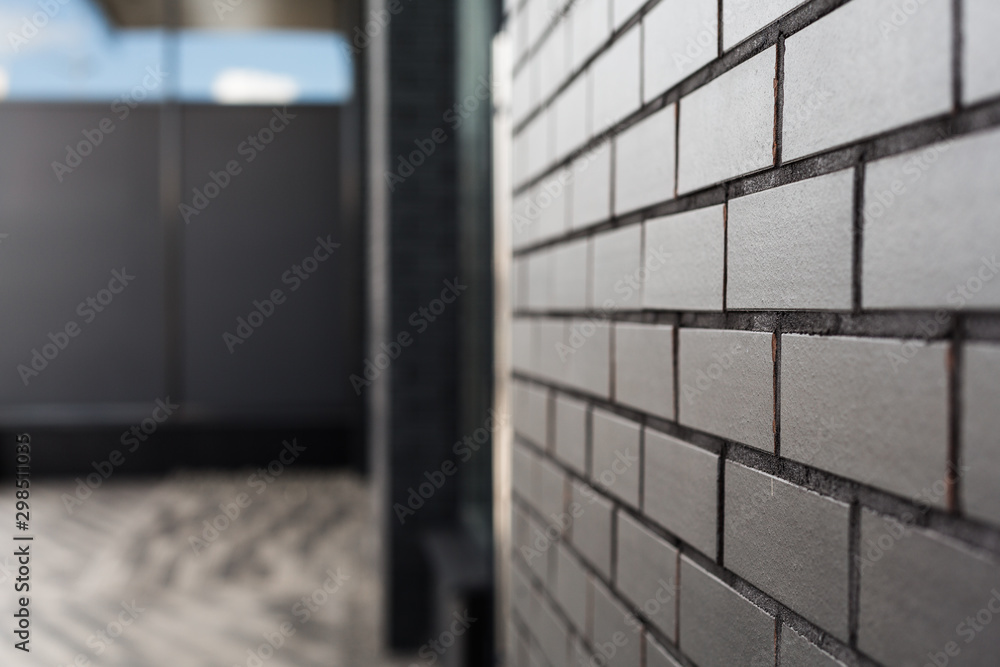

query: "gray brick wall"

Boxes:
[498, 0, 1000, 665]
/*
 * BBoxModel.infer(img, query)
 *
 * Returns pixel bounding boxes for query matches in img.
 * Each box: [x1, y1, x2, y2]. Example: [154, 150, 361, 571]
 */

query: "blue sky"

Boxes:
[0, 0, 352, 103]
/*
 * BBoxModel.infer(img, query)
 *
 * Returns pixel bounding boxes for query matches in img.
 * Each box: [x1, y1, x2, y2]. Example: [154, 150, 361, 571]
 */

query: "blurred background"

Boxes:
[0, 0, 499, 664]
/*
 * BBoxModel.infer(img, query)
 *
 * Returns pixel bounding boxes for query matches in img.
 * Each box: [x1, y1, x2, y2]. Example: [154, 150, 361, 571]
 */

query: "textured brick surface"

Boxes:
[783, 0, 952, 160]
[678, 329, 775, 451]
[554, 76, 589, 160]
[554, 394, 588, 474]
[862, 129, 1000, 309]
[615, 511, 678, 638]
[643, 429, 718, 556]
[614, 323, 675, 420]
[678, 556, 775, 667]
[570, 481, 614, 577]
[780, 626, 845, 667]
[858, 509, 1000, 667]
[642, 206, 725, 311]
[591, 580, 642, 667]
[723, 0, 806, 49]
[725, 462, 851, 639]
[646, 636, 682, 667]
[555, 543, 589, 632]
[643, 0, 718, 100]
[677, 46, 775, 193]
[571, 142, 612, 229]
[964, 0, 1000, 104]
[727, 169, 854, 310]
[591, 409, 641, 505]
[781, 334, 949, 504]
[513, 381, 549, 447]
[570, 0, 611, 69]
[591, 27, 642, 134]
[503, 0, 1000, 662]
[591, 225, 642, 308]
[614, 105, 676, 215]
[961, 343, 1000, 526]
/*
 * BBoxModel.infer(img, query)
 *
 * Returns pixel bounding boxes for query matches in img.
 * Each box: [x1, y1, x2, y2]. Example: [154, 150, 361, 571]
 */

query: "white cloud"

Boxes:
[211, 68, 300, 105]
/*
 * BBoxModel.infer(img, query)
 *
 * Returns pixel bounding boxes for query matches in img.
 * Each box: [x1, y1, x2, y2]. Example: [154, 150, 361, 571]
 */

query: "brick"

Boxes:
[723, 0, 806, 50]
[645, 635, 682, 667]
[678, 329, 775, 451]
[514, 3, 531, 60]
[512, 318, 534, 372]
[513, 445, 540, 508]
[527, 0, 556, 51]
[514, 381, 550, 446]
[564, 318, 612, 397]
[510, 560, 534, 621]
[555, 543, 590, 632]
[550, 238, 590, 310]
[554, 394, 588, 473]
[858, 509, 1000, 667]
[724, 462, 851, 639]
[613, 104, 676, 215]
[526, 250, 551, 311]
[554, 75, 589, 160]
[536, 598, 570, 667]
[612, 0, 645, 29]
[570, 0, 611, 69]
[513, 258, 528, 311]
[538, 318, 567, 382]
[961, 343, 1000, 525]
[780, 627, 845, 667]
[862, 129, 1000, 309]
[643, 429, 718, 556]
[642, 205, 725, 311]
[964, 0, 1000, 104]
[781, 334, 949, 504]
[677, 46, 775, 193]
[591, 581, 642, 667]
[615, 511, 678, 639]
[512, 189, 541, 250]
[614, 323, 675, 420]
[678, 556, 775, 667]
[539, 21, 569, 102]
[536, 169, 571, 242]
[525, 109, 552, 182]
[570, 481, 614, 577]
[727, 169, 854, 310]
[591, 409, 641, 506]
[643, 0, 718, 100]
[513, 62, 538, 125]
[591, 27, 641, 134]
[591, 225, 642, 308]
[539, 458, 568, 521]
[783, 0, 951, 160]
[571, 141, 612, 229]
